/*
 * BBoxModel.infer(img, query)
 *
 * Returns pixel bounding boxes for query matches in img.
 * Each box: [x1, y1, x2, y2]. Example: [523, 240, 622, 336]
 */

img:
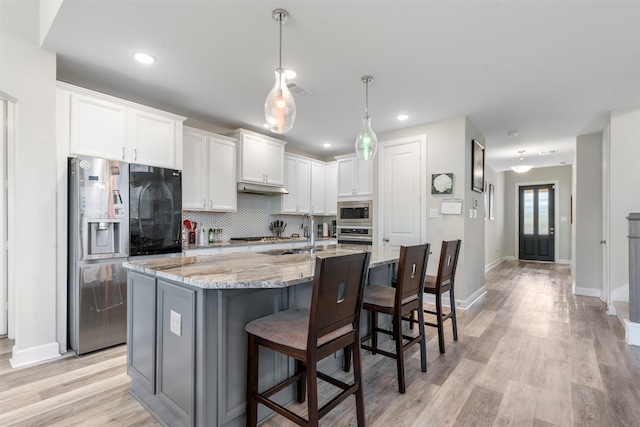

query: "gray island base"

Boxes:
[123, 244, 400, 427]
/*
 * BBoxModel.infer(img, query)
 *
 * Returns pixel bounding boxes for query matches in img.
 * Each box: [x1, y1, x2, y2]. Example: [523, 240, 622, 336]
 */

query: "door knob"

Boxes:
[600, 240, 607, 244]
[383, 237, 390, 242]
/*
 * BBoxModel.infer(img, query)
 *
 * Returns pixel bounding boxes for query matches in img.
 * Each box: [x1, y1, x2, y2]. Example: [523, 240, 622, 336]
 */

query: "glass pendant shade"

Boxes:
[265, 68, 296, 134]
[355, 116, 378, 161]
[510, 150, 532, 173]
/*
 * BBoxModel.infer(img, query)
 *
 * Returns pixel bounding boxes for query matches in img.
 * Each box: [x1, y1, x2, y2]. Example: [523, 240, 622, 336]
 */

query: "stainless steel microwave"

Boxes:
[337, 200, 372, 227]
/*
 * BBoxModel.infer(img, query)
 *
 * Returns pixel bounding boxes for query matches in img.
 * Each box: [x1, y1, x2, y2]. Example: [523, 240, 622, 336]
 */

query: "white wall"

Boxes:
[573, 133, 603, 296]
[504, 165, 573, 262]
[1, 0, 61, 366]
[379, 116, 486, 305]
[484, 166, 506, 268]
[607, 107, 640, 305]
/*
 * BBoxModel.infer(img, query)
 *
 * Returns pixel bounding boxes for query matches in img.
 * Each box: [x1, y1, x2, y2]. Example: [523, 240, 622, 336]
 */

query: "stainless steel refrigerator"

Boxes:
[68, 156, 129, 354]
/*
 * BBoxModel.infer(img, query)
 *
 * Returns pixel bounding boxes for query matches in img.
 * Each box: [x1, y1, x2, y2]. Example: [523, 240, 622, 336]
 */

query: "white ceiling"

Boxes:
[42, 0, 640, 171]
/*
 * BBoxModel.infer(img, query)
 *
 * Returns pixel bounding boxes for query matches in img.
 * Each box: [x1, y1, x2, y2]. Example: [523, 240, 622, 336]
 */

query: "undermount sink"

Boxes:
[259, 247, 324, 256]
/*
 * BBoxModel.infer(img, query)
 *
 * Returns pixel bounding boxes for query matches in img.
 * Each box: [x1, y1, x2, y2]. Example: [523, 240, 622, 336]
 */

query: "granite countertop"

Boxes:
[123, 244, 399, 290]
[182, 236, 336, 250]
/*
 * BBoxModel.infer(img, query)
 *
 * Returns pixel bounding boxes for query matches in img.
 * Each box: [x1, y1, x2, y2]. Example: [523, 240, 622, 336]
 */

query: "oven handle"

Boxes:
[337, 239, 373, 246]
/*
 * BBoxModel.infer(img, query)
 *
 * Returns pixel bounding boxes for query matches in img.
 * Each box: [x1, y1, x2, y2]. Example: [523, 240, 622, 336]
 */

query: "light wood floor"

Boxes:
[1, 260, 639, 426]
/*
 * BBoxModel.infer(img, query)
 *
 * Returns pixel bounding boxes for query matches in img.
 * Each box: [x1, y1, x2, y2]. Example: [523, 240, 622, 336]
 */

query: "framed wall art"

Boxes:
[431, 173, 453, 194]
[472, 139, 484, 193]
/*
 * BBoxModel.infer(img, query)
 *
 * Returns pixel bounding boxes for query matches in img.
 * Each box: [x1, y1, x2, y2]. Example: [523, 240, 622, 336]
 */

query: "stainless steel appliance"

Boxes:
[336, 227, 373, 245]
[337, 200, 372, 227]
[337, 200, 373, 245]
[129, 164, 182, 256]
[68, 156, 129, 354]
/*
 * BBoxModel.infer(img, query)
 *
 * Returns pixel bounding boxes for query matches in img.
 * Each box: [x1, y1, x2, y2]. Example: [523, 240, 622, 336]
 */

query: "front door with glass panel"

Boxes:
[519, 184, 555, 261]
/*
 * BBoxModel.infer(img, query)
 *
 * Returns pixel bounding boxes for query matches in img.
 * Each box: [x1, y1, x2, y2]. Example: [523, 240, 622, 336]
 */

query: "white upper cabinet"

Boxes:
[230, 129, 286, 187]
[58, 82, 185, 169]
[278, 155, 311, 214]
[183, 127, 237, 212]
[336, 154, 373, 199]
[324, 162, 337, 215]
[131, 110, 181, 168]
[310, 161, 326, 214]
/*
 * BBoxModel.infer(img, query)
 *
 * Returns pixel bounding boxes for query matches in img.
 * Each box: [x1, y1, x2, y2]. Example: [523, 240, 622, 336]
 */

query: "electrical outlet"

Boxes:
[170, 310, 182, 336]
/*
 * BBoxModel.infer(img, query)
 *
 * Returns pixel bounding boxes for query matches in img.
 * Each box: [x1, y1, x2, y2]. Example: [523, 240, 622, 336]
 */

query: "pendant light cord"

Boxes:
[278, 14, 283, 70]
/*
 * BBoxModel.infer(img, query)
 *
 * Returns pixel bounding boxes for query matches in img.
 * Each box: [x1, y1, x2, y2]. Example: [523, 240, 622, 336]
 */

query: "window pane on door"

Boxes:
[538, 189, 549, 235]
[524, 189, 534, 234]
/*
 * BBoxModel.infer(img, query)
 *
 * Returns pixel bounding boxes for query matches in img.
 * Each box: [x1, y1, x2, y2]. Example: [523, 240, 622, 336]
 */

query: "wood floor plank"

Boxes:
[570, 382, 612, 426]
[453, 385, 503, 427]
[493, 380, 537, 426]
[598, 363, 640, 427]
[509, 334, 546, 387]
[569, 336, 604, 390]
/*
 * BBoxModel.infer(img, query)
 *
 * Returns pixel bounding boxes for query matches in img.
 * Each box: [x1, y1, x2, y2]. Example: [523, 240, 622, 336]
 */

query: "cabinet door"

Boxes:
[208, 136, 237, 212]
[325, 162, 337, 215]
[132, 110, 178, 168]
[69, 93, 128, 160]
[296, 159, 311, 213]
[355, 157, 373, 196]
[127, 272, 157, 393]
[264, 139, 285, 186]
[310, 162, 325, 214]
[337, 158, 356, 197]
[281, 156, 298, 213]
[182, 131, 208, 210]
[239, 133, 266, 183]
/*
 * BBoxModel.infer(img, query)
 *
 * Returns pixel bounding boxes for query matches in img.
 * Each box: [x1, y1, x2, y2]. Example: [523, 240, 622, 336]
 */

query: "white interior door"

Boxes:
[1, 100, 8, 335]
[379, 135, 426, 247]
[602, 124, 611, 310]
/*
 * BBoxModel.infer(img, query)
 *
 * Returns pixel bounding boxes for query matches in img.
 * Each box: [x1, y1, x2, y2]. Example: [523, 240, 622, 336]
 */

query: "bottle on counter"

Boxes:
[208, 228, 214, 243]
[201, 227, 207, 245]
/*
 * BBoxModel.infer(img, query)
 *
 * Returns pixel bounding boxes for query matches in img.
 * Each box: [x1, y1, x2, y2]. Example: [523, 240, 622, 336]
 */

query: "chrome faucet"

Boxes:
[302, 213, 315, 249]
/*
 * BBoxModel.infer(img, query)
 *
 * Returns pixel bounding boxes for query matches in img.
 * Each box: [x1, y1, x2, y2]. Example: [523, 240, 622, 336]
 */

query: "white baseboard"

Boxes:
[613, 301, 640, 346]
[572, 281, 602, 298]
[557, 258, 571, 265]
[503, 256, 517, 261]
[424, 285, 487, 310]
[485, 257, 505, 273]
[10, 341, 61, 368]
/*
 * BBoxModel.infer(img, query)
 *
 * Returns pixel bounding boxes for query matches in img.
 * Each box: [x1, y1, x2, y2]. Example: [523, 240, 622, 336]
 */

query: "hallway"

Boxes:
[1, 260, 639, 426]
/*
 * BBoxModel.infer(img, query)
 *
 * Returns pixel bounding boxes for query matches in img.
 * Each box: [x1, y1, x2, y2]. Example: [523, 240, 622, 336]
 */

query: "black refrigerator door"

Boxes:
[129, 165, 182, 256]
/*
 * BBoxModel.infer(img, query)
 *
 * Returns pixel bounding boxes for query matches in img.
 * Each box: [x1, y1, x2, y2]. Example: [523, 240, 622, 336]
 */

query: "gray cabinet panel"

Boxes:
[127, 272, 156, 393]
[218, 288, 291, 425]
[157, 280, 196, 426]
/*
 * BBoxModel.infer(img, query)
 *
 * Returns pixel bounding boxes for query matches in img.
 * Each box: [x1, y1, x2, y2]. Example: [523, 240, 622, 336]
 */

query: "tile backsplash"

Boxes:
[184, 193, 334, 242]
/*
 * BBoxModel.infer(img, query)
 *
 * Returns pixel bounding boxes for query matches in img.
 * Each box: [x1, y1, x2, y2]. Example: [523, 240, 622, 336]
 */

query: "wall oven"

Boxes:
[337, 227, 373, 245]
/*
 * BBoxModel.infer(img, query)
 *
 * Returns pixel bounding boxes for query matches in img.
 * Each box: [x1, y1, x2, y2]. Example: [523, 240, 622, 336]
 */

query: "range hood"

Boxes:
[237, 182, 289, 195]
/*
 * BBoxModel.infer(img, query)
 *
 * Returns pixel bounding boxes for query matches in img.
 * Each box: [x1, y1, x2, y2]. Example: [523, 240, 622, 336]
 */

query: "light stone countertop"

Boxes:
[123, 244, 400, 290]
[182, 236, 336, 250]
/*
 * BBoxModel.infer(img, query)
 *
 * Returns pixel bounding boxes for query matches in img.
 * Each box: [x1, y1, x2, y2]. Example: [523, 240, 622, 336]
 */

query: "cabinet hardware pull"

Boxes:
[134, 149, 137, 161]
[122, 147, 125, 159]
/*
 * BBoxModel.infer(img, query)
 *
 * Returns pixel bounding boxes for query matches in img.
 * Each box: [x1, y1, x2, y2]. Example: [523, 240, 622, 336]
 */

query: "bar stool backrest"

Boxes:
[396, 244, 431, 307]
[435, 240, 462, 290]
[308, 251, 372, 349]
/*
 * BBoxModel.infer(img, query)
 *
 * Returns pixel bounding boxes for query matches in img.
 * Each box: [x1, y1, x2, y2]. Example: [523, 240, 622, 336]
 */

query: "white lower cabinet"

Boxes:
[183, 127, 237, 212]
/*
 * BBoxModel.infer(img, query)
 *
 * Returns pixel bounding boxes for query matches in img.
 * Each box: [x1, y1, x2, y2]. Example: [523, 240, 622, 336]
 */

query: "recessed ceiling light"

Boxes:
[285, 69, 297, 79]
[539, 149, 559, 155]
[507, 130, 519, 138]
[323, 143, 331, 148]
[133, 51, 156, 65]
[397, 114, 409, 121]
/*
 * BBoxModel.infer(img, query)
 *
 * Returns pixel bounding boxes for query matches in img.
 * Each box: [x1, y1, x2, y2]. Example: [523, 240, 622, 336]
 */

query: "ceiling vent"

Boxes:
[539, 149, 558, 155]
[287, 83, 314, 97]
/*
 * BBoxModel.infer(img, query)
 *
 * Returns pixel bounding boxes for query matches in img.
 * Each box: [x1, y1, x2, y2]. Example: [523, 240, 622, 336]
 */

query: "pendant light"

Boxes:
[355, 76, 378, 161]
[511, 150, 533, 173]
[264, 9, 296, 134]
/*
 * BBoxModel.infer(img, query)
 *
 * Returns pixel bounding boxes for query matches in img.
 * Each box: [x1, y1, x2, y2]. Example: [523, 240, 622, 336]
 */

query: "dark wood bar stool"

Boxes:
[245, 251, 371, 427]
[360, 244, 430, 394]
[422, 239, 461, 354]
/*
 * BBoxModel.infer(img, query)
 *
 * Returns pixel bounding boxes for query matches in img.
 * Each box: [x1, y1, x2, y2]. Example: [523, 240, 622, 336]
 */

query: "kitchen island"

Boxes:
[123, 244, 399, 427]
